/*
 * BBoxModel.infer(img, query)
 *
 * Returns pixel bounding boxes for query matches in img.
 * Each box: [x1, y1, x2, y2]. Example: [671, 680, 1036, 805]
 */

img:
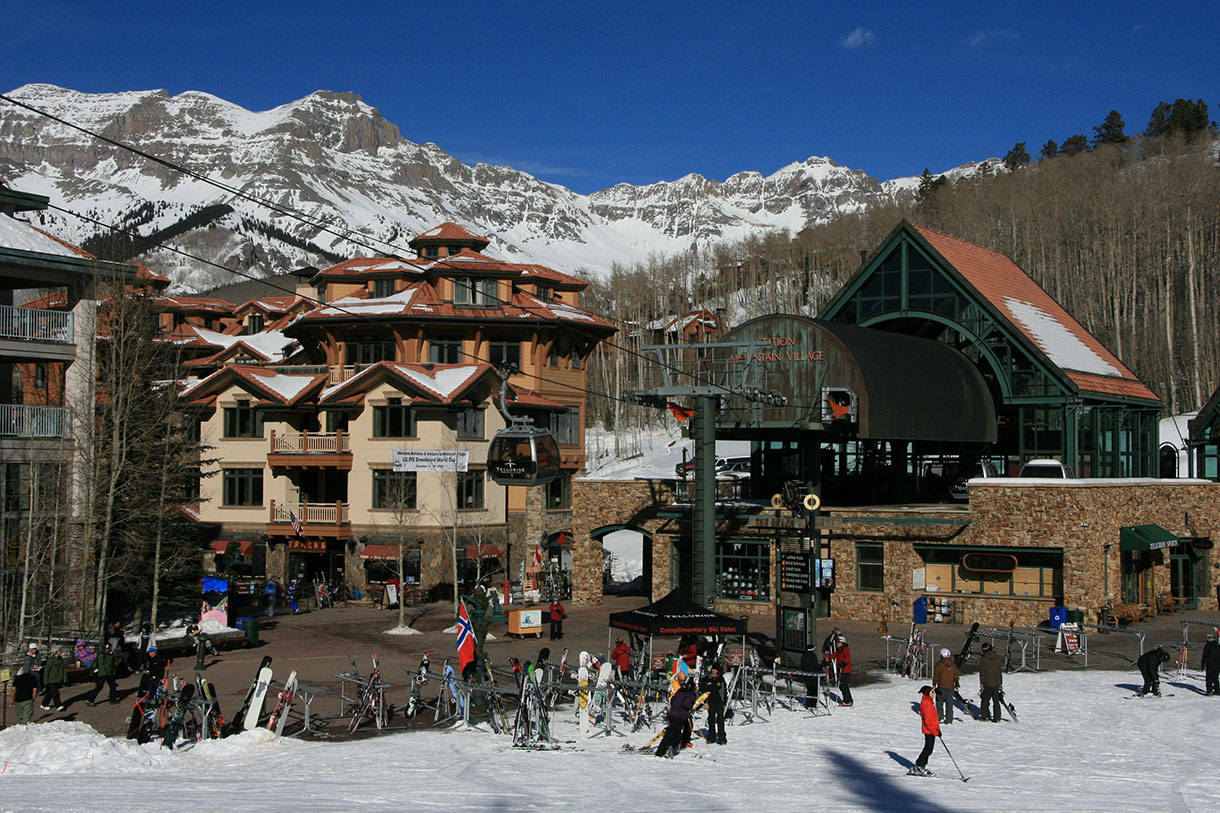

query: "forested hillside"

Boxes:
[585, 108, 1220, 429]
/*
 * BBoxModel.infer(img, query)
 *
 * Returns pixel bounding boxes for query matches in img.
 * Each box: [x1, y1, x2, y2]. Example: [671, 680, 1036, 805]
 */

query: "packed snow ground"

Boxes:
[2, 668, 1216, 811]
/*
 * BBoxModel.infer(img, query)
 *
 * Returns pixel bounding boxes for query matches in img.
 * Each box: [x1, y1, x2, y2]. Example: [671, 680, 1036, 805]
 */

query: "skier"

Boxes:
[933, 647, 960, 723]
[911, 685, 940, 776]
[978, 642, 1003, 721]
[85, 642, 119, 705]
[655, 672, 696, 758]
[827, 635, 854, 706]
[1136, 646, 1171, 697]
[1201, 633, 1220, 696]
[548, 598, 565, 640]
[188, 620, 218, 669]
[41, 646, 67, 712]
[800, 644, 822, 708]
[265, 577, 279, 618]
[699, 662, 727, 745]
[611, 637, 632, 679]
[821, 626, 842, 656]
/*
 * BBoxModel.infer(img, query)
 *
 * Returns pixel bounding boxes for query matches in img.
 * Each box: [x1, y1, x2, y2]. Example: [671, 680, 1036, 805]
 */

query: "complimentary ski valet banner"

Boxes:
[392, 449, 469, 472]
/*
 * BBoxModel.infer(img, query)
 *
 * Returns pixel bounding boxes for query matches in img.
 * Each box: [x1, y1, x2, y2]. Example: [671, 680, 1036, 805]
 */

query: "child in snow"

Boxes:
[827, 635, 853, 706]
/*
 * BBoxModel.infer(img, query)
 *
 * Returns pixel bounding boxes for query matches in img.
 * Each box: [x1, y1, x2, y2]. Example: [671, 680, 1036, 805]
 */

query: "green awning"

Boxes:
[1120, 524, 1179, 552]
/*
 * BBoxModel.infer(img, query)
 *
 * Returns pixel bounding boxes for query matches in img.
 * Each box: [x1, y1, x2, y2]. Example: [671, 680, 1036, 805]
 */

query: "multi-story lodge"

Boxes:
[183, 223, 616, 598]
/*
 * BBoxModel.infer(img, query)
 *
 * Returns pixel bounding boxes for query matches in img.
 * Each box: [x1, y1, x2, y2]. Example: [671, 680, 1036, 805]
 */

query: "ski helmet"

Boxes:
[940, 648, 951, 658]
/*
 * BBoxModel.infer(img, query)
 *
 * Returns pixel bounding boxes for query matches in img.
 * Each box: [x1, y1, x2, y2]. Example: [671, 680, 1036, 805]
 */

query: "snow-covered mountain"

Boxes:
[0, 84, 991, 291]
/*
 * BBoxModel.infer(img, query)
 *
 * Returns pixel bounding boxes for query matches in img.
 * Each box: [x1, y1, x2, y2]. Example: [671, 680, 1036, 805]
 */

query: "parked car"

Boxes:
[1018, 458, 1076, 478]
[715, 460, 752, 480]
[947, 460, 1000, 500]
[675, 456, 746, 478]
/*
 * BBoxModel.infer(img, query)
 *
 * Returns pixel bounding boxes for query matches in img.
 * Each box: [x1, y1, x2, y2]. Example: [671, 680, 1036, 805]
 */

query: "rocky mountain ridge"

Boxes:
[0, 83, 994, 291]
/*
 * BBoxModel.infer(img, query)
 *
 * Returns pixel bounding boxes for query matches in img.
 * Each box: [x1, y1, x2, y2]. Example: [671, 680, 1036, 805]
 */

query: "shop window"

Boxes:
[717, 540, 771, 601]
[222, 468, 263, 506]
[223, 400, 263, 439]
[921, 547, 1061, 599]
[366, 548, 421, 584]
[456, 407, 484, 440]
[546, 472, 571, 510]
[373, 398, 415, 438]
[856, 542, 884, 591]
[457, 470, 485, 510]
[372, 470, 417, 509]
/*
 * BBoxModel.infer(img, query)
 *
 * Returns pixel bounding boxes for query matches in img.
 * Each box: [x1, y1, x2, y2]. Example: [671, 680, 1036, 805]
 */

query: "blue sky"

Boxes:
[3, 1, 1216, 195]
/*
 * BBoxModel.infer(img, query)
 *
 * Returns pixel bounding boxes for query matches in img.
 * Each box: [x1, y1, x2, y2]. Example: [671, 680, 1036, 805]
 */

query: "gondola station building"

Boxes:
[570, 222, 1220, 641]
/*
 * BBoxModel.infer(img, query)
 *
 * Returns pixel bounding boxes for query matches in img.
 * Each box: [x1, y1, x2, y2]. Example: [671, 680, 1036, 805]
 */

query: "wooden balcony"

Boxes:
[267, 430, 353, 470]
[268, 499, 351, 540]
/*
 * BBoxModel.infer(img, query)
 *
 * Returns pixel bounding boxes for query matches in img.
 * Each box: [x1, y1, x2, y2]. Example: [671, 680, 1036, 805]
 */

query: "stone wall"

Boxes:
[572, 479, 677, 605]
[829, 481, 1220, 628]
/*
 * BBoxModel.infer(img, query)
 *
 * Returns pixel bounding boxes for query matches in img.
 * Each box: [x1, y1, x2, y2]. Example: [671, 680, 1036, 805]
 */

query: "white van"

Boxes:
[1017, 459, 1075, 478]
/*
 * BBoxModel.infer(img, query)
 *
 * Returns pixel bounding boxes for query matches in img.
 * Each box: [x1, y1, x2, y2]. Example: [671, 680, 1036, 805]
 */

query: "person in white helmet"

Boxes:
[932, 647, 960, 723]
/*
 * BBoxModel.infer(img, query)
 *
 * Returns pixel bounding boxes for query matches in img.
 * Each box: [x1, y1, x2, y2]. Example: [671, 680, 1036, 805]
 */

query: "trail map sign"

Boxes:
[780, 553, 812, 592]
[392, 449, 469, 472]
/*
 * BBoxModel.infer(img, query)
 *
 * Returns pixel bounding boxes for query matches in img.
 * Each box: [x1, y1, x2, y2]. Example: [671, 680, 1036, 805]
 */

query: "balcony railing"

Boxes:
[0, 405, 72, 438]
[269, 500, 350, 526]
[0, 305, 73, 343]
[269, 430, 347, 454]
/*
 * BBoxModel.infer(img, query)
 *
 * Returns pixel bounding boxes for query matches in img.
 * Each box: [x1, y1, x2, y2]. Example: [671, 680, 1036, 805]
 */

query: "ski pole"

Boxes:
[937, 734, 970, 782]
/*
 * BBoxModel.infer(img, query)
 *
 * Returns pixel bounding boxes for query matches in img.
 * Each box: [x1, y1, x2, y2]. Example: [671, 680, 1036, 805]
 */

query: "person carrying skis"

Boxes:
[978, 642, 1003, 721]
[655, 672, 696, 758]
[933, 647, 960, 723]
[1136, 646, 1171, 697]
[827, 635, 854, 706]
[548, 599, 565, 640]
[912, 685, 940, 776]
[1201, 633, 1220, 696]
[41, 646, 68, 711]
[699, 662, 727, 745]
[612, 637, 632, 679]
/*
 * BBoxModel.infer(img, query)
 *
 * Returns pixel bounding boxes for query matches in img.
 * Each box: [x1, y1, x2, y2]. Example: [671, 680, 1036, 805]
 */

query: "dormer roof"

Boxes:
[408, 222, 490, 253]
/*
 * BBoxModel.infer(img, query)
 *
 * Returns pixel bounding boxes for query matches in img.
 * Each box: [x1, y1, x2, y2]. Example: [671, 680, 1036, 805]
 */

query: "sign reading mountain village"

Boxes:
[392, 449, 470, 472]
[727, 336, 825, 363]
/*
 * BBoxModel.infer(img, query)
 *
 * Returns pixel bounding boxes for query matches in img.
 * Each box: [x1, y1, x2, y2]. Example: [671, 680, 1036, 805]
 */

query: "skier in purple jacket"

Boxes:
[655, 673, 697, 758]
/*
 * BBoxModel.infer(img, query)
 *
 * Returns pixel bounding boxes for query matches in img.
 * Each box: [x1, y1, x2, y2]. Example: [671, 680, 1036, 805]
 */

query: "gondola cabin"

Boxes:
[487, 427, 561, 486]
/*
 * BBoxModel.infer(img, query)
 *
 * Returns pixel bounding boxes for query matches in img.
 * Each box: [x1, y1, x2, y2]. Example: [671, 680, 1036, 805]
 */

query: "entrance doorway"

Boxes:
[1170, 549, 1201, 611]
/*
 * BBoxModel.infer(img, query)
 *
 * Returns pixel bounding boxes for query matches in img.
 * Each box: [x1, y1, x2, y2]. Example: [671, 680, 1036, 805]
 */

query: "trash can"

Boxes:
[1049, 606, 1068, 629]
[1067, 609, 1085, 625]
[242, 617, 259, 647]
[913, 596, 928, 625]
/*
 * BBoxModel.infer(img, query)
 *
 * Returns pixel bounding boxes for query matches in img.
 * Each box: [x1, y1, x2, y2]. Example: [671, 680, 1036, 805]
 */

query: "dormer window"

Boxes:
[424, 246, 439, 258]
[454, 277, 497, 306]
[447, 245, 464, 257]
[373, 279, 395, 298]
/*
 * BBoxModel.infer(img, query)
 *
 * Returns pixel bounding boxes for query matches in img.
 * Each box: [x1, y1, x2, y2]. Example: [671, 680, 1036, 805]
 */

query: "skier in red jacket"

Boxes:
[826, 635, 853, 706]
[548, 600, 565, 640]
[611, 638, 632, 678]
[911, 685, 941, 776]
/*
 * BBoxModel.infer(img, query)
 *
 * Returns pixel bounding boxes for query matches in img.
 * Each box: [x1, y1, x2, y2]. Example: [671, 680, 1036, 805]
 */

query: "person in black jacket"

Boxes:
[655, 673, 697, 758]
[800, 645, 822, 708]
[1200, 633, 1220, 695]
[699, 662, 727, 745]
[1136, 646, 1170, 697]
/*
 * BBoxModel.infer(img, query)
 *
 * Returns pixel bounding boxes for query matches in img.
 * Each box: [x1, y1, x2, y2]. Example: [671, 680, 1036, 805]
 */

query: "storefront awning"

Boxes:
[361, 544, 406, 560]
[211, 539, 254, 555]
[1120, 524, 1179, 552]
[466, 545, 503, 560]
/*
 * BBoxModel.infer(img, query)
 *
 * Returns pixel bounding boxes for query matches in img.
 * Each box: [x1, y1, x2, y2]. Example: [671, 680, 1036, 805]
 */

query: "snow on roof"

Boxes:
[190, 326, 295, 362]
[390, 364, 481, 400]
[0, 215, 82, 257]
[253, 372, 316, 401]
[320, 287, 417, 314]
[1003, 297, 1121, 377]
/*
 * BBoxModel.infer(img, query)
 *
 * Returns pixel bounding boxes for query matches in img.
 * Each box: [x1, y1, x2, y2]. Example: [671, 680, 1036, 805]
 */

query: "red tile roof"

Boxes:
[409, 222, 490, 250]
[913, 225, 1158, 403]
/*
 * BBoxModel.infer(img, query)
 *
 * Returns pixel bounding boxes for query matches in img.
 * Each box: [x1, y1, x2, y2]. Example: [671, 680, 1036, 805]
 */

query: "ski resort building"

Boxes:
[571, 222, 1220, 653]
[183, 223, 616, 600]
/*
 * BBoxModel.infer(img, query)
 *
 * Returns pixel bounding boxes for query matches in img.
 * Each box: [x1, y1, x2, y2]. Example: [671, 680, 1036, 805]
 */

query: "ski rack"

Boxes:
[881, 634, 940, 678]
[1072, 622, 1146, 659]
[334, 670, 391, 731]
[1181, 618, 1220, 646]
[977, 628, 1041, 673]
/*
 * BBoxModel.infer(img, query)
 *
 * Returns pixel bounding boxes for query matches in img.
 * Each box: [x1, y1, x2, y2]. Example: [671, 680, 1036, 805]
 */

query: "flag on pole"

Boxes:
[456, 599, 476, 675]
[533, 547, 544, 570]
[289, 510, 304, 538]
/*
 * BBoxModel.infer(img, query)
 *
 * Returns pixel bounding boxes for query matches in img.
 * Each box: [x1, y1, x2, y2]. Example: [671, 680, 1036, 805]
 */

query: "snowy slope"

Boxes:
[1, 669, 1215, 811]
[1, 84, 995, 291]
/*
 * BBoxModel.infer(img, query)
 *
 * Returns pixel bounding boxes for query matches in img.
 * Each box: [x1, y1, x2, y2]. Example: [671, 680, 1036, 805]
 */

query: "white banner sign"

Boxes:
[392, 449, 469, 472]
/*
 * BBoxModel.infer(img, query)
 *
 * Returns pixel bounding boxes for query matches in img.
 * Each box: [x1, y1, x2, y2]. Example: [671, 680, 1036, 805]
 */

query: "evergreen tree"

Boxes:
[1147, 98, 1213, 141]
[1039, 140, 1059, 160]
[1092, 110, 1128, 148]
[1060, 134, 1089, 155]
[1003, 142, 1031, 170]
[916, 168, 947, 203]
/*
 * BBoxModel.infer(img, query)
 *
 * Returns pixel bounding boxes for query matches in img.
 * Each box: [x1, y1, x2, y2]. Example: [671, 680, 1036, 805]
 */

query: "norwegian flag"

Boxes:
[455, 599, 476, 675]
[289, 510, 304, 538]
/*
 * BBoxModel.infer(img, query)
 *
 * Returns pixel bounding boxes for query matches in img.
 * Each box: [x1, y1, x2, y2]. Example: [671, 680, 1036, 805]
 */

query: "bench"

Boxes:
[1110, 603, 1154, 625]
